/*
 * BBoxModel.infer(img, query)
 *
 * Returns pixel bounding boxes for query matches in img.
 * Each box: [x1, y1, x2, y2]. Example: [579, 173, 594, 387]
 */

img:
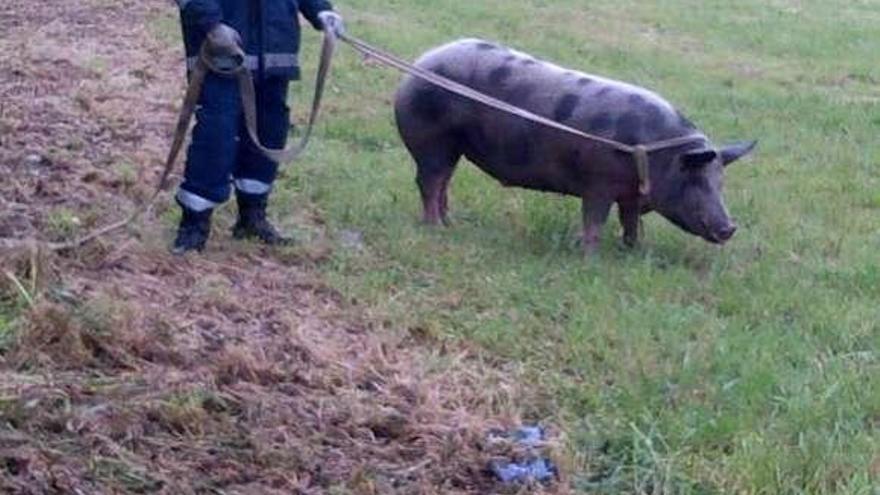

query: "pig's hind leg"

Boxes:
[411, 138, 461, 226]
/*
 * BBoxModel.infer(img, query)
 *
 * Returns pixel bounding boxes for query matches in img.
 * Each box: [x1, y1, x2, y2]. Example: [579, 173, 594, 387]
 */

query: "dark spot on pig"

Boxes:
[433, 64, 453, 79]
[504, 54, 517, 62]
[554, 93, 580, 122]
[521, 59, 538, 66]
[643, 104, 668, 137]
[587, 112, 614, 134]
[410, 84, 447, 122]
[505, 83, 536, 102]
[627, 94, 646, 107]
[614, 111, 643, 145]
[595, 87, 614, 98]
[577, 77, 593, 86]
[489, 65, 513, 86]
[476, 42, 497, 50]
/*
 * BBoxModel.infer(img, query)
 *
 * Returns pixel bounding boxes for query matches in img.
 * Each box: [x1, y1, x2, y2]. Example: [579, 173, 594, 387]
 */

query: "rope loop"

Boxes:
[633, 145, 651, 196]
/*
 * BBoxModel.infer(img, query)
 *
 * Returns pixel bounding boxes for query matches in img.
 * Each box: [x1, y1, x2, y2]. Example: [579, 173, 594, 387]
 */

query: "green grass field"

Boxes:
[271, 0, 880, 492]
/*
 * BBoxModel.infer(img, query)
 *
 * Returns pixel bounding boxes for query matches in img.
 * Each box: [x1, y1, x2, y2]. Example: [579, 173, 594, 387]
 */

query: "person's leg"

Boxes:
[232, 76, 292, 244]
[173, 74, 242, 254]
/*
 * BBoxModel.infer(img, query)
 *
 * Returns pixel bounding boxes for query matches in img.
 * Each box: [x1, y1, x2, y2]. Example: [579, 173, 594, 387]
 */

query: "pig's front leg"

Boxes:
[617, 199, 640, 248]
[581, 196, 613, 256]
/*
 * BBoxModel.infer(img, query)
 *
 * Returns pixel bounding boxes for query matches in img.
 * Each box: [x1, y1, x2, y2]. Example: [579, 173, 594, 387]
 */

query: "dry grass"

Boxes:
[0, 0, 564, 493]
[1, 264, 562, 493]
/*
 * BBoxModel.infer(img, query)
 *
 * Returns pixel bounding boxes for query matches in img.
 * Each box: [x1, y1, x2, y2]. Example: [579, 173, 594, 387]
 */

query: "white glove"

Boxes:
[318, 11, 345, 37]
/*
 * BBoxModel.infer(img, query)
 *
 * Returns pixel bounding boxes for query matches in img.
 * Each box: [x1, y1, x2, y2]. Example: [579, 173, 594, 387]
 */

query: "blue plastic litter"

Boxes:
[488, 425, 546, 445]
[512, 426, 545, 447]
[488, 425, 557, 484]
[491, 458, 557, 484]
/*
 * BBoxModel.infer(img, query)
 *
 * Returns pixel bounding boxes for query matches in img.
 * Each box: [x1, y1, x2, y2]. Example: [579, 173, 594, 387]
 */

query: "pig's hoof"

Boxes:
[572, 236, 601, 255]
[582, 243, 601, 258]
[420, 218, 444, 227]
[620, 238, 639, 250]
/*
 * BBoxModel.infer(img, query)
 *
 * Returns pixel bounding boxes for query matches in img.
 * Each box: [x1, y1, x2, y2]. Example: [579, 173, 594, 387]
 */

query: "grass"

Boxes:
[264, 0, 880, 492]
[45, 207, 83, 242]
[0, 307, 15, 350]
[0, 270, 31, 351]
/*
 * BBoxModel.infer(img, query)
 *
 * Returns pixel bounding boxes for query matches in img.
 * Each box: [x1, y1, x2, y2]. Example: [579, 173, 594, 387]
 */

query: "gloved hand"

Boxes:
[205, 23, 244, 71]
[318, 10, 345, 37]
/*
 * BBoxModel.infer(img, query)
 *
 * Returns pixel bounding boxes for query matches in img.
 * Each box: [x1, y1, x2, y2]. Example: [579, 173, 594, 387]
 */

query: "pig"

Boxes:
[393, 39, 757, 254]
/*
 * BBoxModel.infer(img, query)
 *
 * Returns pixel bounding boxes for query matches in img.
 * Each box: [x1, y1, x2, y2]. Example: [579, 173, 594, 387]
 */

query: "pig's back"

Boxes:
[401, 38, 699, 145]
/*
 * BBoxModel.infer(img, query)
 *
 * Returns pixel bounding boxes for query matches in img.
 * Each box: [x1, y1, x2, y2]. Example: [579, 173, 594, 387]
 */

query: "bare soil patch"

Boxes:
[0, 1, 563, 493]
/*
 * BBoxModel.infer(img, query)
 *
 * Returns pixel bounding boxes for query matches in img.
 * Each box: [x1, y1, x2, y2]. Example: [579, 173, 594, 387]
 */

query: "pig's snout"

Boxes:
[717, 223, 737, 242]
[709, 222, 737, 244]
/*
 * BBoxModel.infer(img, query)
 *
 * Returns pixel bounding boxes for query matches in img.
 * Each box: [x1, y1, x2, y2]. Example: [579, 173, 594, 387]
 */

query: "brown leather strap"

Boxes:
[155, 53, 211, 192]
[633, 145, 650, 196]
[228, 32, 337, 164]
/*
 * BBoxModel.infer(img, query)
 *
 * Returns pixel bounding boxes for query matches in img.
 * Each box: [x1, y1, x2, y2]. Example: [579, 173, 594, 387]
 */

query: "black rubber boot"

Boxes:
[232, 191, 291, 245]
[171, 199, 213, 255]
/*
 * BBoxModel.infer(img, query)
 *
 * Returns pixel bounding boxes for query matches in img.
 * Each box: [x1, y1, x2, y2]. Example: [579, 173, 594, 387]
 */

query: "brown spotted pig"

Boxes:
[393, 39, 757, 254]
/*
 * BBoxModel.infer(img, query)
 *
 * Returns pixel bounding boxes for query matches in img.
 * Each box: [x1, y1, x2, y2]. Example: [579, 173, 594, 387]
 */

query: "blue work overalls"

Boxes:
[175, 0, 332, 210]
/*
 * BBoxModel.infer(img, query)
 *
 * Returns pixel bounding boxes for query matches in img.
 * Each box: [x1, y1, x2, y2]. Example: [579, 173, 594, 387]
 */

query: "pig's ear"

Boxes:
[720, 140, 757, 166]
[680, 149, 718, 169]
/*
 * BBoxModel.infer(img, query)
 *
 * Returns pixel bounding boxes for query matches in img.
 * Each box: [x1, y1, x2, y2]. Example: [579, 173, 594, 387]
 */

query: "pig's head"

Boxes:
[650, 141, 756, 244]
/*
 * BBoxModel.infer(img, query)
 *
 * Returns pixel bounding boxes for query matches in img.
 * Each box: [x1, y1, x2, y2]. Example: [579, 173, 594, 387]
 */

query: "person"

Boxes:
[172, 0, 345, 254]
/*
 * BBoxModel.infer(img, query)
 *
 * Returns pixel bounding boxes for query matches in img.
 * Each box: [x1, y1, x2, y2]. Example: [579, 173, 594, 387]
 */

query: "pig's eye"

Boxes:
[685, 173, 711, 192]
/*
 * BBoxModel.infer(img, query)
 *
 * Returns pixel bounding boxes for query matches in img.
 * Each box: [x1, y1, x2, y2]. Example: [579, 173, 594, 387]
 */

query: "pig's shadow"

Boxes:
[437, 209, 721, 275]
[630, 236, 727, 276]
